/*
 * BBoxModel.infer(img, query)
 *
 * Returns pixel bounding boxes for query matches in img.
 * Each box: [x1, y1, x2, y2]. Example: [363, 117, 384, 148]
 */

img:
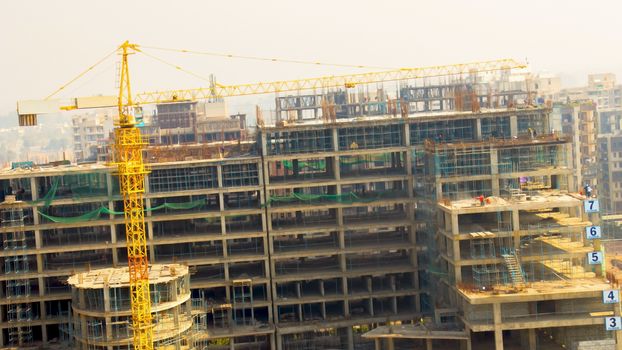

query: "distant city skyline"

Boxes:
[2, 0, 621, 117]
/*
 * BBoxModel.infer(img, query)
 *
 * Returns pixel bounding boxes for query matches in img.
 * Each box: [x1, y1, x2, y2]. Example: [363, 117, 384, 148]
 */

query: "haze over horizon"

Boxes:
[1, 0, 621, 118]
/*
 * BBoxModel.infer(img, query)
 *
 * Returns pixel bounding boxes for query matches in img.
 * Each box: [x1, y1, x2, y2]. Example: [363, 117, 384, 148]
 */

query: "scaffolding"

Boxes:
[337, 124, 404, 150]
[1, 196, 33, 346]
[66, 265, 200, 350]
[232, 279, 254, 326]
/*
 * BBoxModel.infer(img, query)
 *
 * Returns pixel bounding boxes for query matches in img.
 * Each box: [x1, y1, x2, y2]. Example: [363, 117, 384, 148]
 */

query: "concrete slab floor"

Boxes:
[470, 330, 571, 350]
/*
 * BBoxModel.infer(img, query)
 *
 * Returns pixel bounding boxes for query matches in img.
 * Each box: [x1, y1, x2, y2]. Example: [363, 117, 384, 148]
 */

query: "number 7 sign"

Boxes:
[585, 199, 600, 213]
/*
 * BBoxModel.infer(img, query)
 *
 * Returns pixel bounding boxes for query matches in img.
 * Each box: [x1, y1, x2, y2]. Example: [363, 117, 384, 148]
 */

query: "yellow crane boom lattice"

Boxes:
[116, 42, 153, 350]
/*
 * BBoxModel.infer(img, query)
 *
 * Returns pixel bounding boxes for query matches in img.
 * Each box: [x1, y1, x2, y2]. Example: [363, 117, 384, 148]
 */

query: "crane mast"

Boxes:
[115, 41, 153, 350]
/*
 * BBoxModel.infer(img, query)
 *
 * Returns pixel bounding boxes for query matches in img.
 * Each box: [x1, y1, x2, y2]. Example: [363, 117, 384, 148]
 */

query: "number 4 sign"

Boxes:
[606, 317, 622, 331]
[585, 199, 600, 213]
[603, 290, 620, 304]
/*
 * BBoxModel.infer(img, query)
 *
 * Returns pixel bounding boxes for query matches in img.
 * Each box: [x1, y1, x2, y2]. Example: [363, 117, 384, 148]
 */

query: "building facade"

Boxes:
[72, 113, 114, 163]
[0, 84, 616, 350]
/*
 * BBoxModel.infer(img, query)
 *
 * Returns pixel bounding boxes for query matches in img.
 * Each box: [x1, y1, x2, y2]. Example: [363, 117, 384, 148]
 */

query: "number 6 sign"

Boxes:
[586, 226, 602, 240]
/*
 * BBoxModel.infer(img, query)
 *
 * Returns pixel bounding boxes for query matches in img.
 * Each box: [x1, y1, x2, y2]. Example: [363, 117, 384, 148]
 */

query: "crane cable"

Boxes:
[45, 47, 118, 100]
[137, 49, 216, 85]
[140, 45, 397, 70]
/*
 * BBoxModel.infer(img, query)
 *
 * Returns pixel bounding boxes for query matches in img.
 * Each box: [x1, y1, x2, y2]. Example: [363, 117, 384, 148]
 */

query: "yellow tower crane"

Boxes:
[15, 41, 526, 350]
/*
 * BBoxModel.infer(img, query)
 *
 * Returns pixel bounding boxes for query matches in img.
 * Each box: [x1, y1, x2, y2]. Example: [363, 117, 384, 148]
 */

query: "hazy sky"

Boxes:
[1, 0, 621, 116]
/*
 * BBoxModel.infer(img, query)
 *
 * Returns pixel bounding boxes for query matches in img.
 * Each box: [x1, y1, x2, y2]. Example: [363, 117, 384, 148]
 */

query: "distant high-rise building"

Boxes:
[154, 101, 245, 144]
[558, 73, 622, 212]
[71, 112, 114, 163]
[554, 100, 598, 189]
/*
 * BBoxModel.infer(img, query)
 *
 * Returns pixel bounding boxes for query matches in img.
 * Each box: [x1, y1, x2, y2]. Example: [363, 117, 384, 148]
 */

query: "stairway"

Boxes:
[502, 249, 526, 287]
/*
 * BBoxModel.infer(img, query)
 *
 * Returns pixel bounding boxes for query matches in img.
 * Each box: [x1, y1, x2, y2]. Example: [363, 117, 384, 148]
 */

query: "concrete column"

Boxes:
[33, 184, 43, 281]
[36, 254, 44, 273]
[103, 285, 112, 341]
[38, 276, 45, 296]
[220, 215, 227, 238]
[511, 210, 520, 233]
[34, 229, 42, 249]
[30, 177, 38, 200]
[374, 338, 381, 350]
[565, 143, 576, 191]
[452, 238, 460, 260]
[333, 156, 341, 181]
[493, 303, 504, 350]
[332, 128, 339, 152]
[406, 150, 414, 198]
[436, 181, 443, 200]
[222, 238, 229, 258]
[427, 338, 433, 350]
[110, 224, 118, 266]
[445, 212, 452, 232]
[276, 332, 283, 350]
[147, 221, 155, 263]
[606, 297, 622, 350]
[460, 332, 472, 350]
[216, 165, 224, 189]
[144, 182, 154, 262]
[41, 323, 48, 343]
[347, 327, 354, 350]
[219, 192, 225, 212]
[614, 300, 622, 350]
[509, 210, 520, 253]
[475, 119, 482, 141]
[451, 213, 459, 235]
[527, 328, 537, 350]
[510, 115, 518, 138]
[490, 149, 499, 196]
[106, 173, 114, 197]
[39, 300, 46, 320]
[387, 337, 395, 350]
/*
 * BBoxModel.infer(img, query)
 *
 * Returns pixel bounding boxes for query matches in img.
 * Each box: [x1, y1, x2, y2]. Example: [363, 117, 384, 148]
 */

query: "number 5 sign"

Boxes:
[588, 252, 603, 265]
[606, 317, 622, 331]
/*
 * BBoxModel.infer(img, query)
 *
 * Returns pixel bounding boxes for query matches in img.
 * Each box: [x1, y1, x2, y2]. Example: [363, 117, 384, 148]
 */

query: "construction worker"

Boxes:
[584, 184, 593, 198]
[478, 195, 485, 206]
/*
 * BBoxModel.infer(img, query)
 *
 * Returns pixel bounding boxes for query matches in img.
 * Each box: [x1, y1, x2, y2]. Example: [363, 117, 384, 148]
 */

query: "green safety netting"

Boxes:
[29, 178, 60, 208]
[339, 154, 393, 166]
[267, 191, 390, 206]
[427, 264, 448, 276]
[38, 198, 209, 223]
[39, 206, 122, 224]
[30, 173, 109, 208]
[148, 199, 206, 211]
[282, 160, 326, 171]
[281, 154, 395, 172]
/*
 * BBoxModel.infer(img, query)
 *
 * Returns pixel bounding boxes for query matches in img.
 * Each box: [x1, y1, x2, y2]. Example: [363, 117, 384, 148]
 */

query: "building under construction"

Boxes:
[0, 79, 619, 350]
